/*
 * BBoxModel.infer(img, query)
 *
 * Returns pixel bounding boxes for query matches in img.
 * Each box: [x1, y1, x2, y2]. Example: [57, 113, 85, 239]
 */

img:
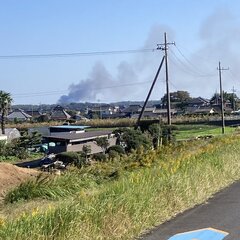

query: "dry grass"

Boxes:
[1, 135, 240, 239]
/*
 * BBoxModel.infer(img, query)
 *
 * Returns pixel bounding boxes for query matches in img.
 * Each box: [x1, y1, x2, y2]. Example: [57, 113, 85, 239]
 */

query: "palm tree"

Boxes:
[0, 91, 12, 134]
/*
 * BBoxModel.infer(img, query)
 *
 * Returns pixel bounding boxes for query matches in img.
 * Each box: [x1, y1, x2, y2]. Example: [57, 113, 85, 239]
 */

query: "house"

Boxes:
[186, 97, 210, 108]
[25, 110, 42, 119]
[87, 104, 120, 119]
[72, 114, 89, 121]
[49, 125, 90, 135]
[43, 130, 116, 154]
[154, 108, 177, 117]
[212, 105, 233, 114]
[192, 107, 215, 115]
[51, 105, 71, 121]
[7, 109, 32, 122]
[122, 105, 142, 117]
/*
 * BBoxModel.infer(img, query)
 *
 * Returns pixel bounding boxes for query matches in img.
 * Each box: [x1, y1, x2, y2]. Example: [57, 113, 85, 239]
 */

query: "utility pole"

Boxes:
[157, 32, 175, 125]
[217, 61, 229, 134]
[136, 56, 165, 128]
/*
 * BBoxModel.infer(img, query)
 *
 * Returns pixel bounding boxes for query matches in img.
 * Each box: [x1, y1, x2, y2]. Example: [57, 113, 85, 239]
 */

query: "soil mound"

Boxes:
[0, 163, 38, 196]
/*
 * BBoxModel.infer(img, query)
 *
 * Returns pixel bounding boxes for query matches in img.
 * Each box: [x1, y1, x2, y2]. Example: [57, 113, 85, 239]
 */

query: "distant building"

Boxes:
[25, 110, 42, 119]
[7, 109, 32, 122]
[87, 104, 120, 118]
[122, 105, 142, 117]
[186, 97, 210, 108]
[43, 129, 116, 154]
[153, 108, 177, 117]
[51, 105, 71, 121]
[49, 125, 89, 135]
[192, 107, 215, 115]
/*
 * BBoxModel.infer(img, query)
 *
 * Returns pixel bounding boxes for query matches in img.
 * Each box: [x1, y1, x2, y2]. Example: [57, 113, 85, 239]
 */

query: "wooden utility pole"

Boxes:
[136, 56, 165, 128]
[164, 33, 171, 125]
[157, 32, 175, 126]
[217, 61, 229, 134]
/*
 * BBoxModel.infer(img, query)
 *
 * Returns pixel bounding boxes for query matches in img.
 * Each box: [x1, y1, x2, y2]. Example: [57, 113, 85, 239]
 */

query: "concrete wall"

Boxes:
[67, 137, 117, 154]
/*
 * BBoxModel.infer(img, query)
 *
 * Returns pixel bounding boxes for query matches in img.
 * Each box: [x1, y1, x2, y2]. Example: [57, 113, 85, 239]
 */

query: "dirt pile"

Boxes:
[0, 163, 39, 196]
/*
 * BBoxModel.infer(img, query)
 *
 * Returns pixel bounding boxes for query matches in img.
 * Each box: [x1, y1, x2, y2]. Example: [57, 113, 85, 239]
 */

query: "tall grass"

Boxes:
[5, 171, 99, 203]
[1, 135, 240, 239]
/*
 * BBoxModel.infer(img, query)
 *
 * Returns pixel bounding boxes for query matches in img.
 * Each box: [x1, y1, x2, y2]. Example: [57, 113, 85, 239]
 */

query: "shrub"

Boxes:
[0, 140, 29, 160]
[92, 153, 107, 162]
[114, 128, 151, 153]
[107, 145, 125, 155]
[56, 152, 80, 165]
[108, 150, 120, 160]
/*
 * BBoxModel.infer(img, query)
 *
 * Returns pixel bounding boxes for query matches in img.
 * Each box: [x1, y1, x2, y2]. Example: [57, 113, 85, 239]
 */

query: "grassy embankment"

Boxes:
[1, 133, 240, 239]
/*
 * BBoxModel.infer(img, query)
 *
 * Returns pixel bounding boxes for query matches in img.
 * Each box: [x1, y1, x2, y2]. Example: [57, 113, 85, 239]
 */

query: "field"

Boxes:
[0, 133, 240, 239]
[174, 124, 236, 140]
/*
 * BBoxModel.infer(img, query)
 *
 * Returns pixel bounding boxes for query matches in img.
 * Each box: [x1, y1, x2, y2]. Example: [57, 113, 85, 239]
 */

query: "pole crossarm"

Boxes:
[157, 41, 175, 50]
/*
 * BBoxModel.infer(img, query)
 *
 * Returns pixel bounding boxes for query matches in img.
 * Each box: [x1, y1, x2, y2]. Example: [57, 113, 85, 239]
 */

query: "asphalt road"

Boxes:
[141, 181, 240, 240]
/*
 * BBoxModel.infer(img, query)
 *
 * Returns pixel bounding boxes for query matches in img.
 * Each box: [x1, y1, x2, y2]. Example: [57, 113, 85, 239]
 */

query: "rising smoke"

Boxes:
[58, 7, 240, 104]
[172, 7, 240, 98]
[58, 25, 170, 104]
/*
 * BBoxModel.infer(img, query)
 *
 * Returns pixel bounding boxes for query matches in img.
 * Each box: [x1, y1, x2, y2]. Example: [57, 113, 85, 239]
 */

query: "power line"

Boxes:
[174, 44, 215, 76]
[168, 50, 202, 77]
[169, 48, 216, 78]
[0, 48, 156, 59]
[173, 42, 217, 68]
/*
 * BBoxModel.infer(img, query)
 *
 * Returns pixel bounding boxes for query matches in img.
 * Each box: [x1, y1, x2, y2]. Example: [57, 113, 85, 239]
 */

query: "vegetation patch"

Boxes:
[175, 124, 235, 140]
[1, 135, 240, 239]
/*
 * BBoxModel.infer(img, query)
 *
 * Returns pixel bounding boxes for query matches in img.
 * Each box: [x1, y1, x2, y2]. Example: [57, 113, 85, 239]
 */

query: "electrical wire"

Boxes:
[0, 48, 157, 59]
[172, 44, 217, 77]
[169, 48, 216, 78]
[168, 51, 203, 77]
[174, 44, 215, 76]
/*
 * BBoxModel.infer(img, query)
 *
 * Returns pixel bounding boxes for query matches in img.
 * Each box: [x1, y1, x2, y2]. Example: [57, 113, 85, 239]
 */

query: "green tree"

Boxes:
[114, 128, 151, 153]
[17, 131, 42, 149]
[95, 137, 109, 154]
[0, 91, 12, 134]
[211, 91, 239, 110]
[161, 91, 191, 105]
[161, 90, 191, 111]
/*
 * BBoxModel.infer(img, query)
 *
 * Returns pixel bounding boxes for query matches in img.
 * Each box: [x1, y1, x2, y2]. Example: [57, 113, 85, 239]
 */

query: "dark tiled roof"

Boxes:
[187, 97, 210, 105]
[25, 110, 42, 117]
[7, 109, 32, 119]
[43, 130, 112, 142]
[51, 109, 71, 119]
[122, 105, 142, 113]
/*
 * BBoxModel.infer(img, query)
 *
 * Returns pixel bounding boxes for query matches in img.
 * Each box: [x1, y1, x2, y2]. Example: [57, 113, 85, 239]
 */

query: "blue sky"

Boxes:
[0, 0, 240, 104]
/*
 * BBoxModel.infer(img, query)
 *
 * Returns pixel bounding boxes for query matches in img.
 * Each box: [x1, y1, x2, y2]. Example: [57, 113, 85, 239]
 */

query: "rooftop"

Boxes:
[49, 125, 90, 130]
[43, 130, 113, 142]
